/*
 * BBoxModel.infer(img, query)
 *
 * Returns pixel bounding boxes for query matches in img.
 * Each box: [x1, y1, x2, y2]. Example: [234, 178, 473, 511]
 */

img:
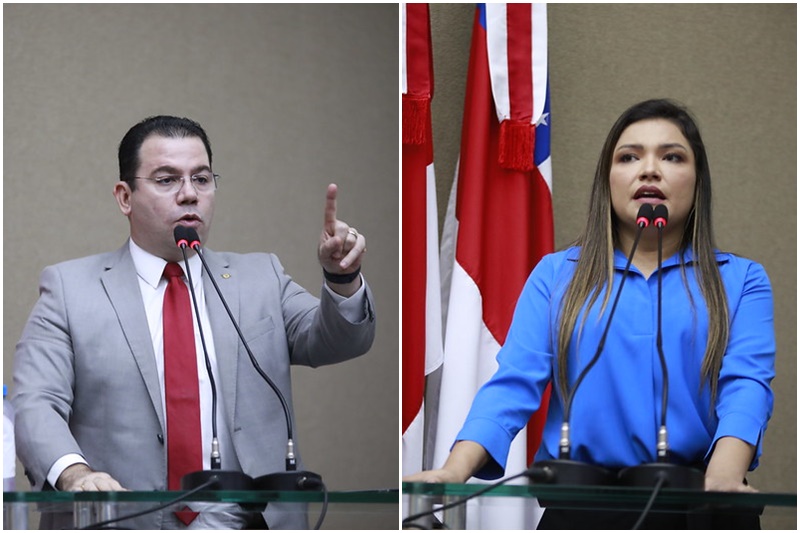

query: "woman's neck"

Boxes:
[617, 227, 683, 279]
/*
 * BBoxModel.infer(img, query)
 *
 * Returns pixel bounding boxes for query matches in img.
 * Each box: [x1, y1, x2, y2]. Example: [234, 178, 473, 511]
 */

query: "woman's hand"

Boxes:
[704, 473, 757, 493]
[402, 440, 489, 485]
[403, 468, 465, 484]
[704, 436, 757, 493]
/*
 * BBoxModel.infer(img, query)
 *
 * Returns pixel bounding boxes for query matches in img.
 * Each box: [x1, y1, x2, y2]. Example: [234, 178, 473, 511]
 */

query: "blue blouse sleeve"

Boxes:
[708, 259, 776, 469]
[454, 253, 561, 479]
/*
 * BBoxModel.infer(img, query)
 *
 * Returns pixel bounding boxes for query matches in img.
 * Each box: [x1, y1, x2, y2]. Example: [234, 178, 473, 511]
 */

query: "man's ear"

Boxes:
[113, 181, 133, 216]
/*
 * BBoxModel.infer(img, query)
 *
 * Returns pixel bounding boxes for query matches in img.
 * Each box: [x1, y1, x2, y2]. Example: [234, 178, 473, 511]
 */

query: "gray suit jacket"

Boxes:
[12, 242, 376, 529]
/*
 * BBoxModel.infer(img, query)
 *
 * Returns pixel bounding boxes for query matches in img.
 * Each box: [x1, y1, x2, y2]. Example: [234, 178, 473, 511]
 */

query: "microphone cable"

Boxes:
[631, 473, 667, 529]
[79, 477, 218, 529]
[187, 235, 298, 470]
[558, 203, 654, 458]
[401, 466, 551, 529]
[79, 476, 329, 530]
[652, 204, 670, 461]
[306, 477, 329, 530]
[177, 232, 222, 469]
[176, 227, 323, 496]
[403, 466, 668, 531]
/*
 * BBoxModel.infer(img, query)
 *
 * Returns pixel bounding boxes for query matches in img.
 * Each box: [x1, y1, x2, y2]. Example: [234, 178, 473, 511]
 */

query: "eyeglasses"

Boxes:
[131, 173, 220, 195]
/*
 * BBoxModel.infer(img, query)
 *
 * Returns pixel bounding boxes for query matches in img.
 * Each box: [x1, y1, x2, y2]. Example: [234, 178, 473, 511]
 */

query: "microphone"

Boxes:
[653, 204, 669, 462]
[533, 204, 654, 485]
[174, 226, 221, 471]
[173, 226, 254, 491]
[177, 226, 322, 492]
[653, 203, 668, 230]
[618, 205, 704, 489]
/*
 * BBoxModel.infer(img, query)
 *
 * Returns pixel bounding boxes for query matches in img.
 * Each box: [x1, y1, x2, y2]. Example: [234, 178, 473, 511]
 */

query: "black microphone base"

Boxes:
[618, 462, 704, 489]
[532, 459, 616, 486]
[181, 470, 255, 491]
[254, 471, 323, 491]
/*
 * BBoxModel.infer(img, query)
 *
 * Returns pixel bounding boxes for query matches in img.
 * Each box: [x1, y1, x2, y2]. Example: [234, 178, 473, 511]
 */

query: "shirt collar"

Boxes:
[129, 238, 203, 289]
[612, 246, 730, 270]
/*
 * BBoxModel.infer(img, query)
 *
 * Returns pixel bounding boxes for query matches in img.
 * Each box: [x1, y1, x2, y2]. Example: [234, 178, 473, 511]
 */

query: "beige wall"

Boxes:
[4, 4, 398, 528]
[5, 2, 797, 530]
[430, 3, 796, 529]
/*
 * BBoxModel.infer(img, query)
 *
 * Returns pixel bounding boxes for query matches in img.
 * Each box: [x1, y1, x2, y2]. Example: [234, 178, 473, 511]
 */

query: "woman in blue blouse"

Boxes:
[405, 99, 775, 529]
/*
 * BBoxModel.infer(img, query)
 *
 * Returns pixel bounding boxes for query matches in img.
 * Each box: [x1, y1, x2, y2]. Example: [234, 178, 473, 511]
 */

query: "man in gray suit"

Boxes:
[12, 116, 376, 529]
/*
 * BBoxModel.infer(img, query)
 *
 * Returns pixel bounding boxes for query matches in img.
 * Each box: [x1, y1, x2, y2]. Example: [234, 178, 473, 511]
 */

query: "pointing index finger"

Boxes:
[324, 183, 338, 234]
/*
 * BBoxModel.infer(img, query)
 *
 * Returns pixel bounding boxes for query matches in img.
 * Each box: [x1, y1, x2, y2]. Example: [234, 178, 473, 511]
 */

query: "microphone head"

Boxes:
[185, 226, 201, 247]
[174, 225, 191, 248]
[636, 204, 655, 228]
[173, 225, 202, 248]
[653, 204, 669, 228]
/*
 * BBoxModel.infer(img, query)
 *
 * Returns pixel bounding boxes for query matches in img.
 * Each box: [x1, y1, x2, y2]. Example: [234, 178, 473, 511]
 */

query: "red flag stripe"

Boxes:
[402, 4, 433, 145]
[402, 3, 441, 446]
[401, 144, 429, 433]
[404, 3, 433, 99]
[505, 4, 533, 123]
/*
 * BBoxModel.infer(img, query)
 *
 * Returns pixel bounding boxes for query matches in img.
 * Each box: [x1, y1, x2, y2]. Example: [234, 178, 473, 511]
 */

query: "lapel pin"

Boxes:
[221, 273, 231, 279]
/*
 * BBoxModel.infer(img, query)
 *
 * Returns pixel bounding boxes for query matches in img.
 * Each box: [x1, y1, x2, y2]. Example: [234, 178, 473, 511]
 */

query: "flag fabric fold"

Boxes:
[485, 3, 548, 172]
[401, 2, 443, 477]
[433, 3, 553, 528]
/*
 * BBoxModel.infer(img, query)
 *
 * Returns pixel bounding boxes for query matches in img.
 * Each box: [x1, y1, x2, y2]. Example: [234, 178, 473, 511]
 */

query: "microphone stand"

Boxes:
[188, 240, 321, 492]
[176, 233, 255, 491]
[533, 204, 654, 486]
[618, 205, 704, 490]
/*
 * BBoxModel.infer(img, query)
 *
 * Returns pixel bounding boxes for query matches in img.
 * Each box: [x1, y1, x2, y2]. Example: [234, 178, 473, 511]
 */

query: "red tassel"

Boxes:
[498, 119, 535, 171]
[402, 95, 430, 145]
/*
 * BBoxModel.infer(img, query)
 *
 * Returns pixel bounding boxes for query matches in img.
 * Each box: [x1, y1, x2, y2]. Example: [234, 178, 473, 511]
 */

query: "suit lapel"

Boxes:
[201, 250, 240, 426]
[100, 244, 165, 431]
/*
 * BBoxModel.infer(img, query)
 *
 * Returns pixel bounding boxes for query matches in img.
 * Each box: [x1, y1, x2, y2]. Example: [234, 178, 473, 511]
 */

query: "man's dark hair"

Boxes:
[118, 116, 213, 190]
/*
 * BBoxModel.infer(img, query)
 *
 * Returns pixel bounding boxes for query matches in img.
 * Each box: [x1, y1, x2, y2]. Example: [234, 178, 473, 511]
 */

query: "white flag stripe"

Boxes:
[433, 261, 540, 528]
[401, 3, 408, 95]
[531, 4, 548, 123]
[432, 263, 502, 472]
[425, 163, 444, 374]
[539, 155, 553, 194]
[438, 163, 459, 338]
[485, 3, 510, 124]
[486, 5, 549, 124]
[402, 404, 425, 477]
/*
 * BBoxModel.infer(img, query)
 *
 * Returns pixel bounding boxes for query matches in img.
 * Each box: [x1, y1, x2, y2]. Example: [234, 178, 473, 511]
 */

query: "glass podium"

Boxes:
[402, 482, 796, 529]
[4, 488, 399, 530]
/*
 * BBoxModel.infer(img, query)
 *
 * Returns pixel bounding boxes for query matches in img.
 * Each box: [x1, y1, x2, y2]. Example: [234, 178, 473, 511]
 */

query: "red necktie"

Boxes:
[163, 262, 202, 525]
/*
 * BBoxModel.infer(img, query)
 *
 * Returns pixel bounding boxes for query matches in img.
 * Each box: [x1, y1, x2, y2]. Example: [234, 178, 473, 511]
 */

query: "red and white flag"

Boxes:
[401, 2, 443, 477]
[434, 4, 553, 528]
